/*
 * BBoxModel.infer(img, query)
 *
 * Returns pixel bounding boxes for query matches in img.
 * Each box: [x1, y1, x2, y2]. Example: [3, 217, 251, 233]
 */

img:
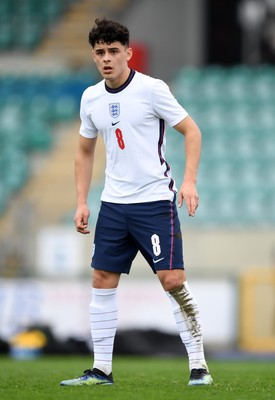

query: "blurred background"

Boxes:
[0, 0, 275, 358]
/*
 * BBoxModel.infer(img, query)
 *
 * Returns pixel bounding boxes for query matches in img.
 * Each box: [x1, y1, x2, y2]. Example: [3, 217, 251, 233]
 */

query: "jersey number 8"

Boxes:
[115, 128, 125, 150]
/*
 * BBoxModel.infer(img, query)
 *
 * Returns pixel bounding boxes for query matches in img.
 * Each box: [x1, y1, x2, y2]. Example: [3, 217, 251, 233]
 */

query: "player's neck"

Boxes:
[105, 67, 131, 89]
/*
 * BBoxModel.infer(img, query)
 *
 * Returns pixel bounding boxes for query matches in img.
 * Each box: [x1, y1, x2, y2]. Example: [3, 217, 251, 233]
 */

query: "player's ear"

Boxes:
[126, 47, 133, 62]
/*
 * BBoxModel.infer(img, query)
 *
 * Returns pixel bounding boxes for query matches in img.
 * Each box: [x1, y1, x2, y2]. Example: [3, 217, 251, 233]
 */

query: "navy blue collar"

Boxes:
[105, 69, 136, 93]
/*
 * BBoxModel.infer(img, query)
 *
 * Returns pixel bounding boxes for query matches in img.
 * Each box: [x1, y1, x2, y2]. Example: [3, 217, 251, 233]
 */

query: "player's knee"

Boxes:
[158, 269, 185, 291]
[92, 269, 120, 288]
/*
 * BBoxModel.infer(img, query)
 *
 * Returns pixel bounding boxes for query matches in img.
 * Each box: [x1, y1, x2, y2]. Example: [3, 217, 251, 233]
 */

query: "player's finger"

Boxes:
[178, 193, 183, 208]
[74, 215, 90, 234]
[184, 196, 192, 216]
[82, 213, 89, 225]
[189, 196, 199, 217]
[77, 221, 90, 234]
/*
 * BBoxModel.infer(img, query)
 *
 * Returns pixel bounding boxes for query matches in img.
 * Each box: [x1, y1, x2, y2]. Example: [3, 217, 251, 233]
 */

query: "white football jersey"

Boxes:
[79, 70, 188, 203]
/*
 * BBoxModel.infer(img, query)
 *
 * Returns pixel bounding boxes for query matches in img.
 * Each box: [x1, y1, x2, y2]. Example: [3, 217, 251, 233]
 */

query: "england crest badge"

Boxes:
[109, 103, 120, 118]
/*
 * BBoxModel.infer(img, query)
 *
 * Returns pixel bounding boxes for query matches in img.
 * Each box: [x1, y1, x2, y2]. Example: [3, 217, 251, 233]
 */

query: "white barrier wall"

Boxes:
[0, 277, 237, 346]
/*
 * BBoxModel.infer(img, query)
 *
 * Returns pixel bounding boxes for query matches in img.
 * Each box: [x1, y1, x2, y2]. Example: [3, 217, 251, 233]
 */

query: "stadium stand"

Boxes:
[0, 72, 97, 216]
[0, 1, 274, 230]
[35, 0, 130, 66]
[0, 0, 74, 50]
[1, 65, 275, 228]
[168, 65, 275, 227]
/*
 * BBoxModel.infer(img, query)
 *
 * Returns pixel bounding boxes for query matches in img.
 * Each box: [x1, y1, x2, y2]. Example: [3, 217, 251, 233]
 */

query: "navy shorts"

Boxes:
[91, 199, 184, 274]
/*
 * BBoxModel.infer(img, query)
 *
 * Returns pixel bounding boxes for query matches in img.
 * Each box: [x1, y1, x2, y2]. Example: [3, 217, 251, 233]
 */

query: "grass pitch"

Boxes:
[0, 355, 274, 400]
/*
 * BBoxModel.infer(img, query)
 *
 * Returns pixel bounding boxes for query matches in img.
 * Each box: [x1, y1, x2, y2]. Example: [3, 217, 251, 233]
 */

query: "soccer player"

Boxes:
[60, 18, 213, 387]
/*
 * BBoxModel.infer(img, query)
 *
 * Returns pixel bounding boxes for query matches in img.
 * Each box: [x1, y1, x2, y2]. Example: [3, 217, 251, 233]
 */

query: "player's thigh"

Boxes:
[92, 202, 138, 273]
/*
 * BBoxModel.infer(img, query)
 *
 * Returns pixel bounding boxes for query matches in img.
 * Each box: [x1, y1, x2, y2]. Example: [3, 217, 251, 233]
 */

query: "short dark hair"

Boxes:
[88, 18, 130, 48]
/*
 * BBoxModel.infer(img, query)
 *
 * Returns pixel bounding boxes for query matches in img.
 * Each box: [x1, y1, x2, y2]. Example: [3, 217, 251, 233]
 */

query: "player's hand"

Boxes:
[74, 204, 91, 234]
[178, 181, 199, 217]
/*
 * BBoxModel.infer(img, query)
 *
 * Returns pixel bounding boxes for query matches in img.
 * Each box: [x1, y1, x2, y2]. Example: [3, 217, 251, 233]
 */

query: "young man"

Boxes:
[60, 18, 213, 387]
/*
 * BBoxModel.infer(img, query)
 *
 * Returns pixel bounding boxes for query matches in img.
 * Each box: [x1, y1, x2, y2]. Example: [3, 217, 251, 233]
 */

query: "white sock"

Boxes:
[167, 281, 208, 371]
[90, 287, 118, 375]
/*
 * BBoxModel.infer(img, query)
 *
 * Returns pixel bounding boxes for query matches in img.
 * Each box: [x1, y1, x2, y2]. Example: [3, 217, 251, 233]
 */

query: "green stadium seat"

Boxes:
[0, 22, 12, 49]
[53, 95, 78, 122]
[42, 1, 63, 21]
[17, 20, 43, 49]
[1, 147, 29, 191]
[25, 119, 52, 151]
[0, 0, 12, 16]
[28, 95, 53, 120]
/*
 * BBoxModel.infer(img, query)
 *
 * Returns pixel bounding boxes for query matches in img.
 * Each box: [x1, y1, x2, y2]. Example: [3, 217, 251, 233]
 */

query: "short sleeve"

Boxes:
[79, 91, 98, 138]
[151, 80, 188, 127]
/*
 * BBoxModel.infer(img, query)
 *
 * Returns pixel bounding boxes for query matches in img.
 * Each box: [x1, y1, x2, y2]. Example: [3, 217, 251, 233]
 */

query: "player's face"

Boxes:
[92, 41, 133, 88]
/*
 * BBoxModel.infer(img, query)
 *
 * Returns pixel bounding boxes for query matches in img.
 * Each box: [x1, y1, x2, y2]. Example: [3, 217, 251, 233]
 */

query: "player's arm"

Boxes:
[74, 135, 97, 234]
[173, 115, 201, 217]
